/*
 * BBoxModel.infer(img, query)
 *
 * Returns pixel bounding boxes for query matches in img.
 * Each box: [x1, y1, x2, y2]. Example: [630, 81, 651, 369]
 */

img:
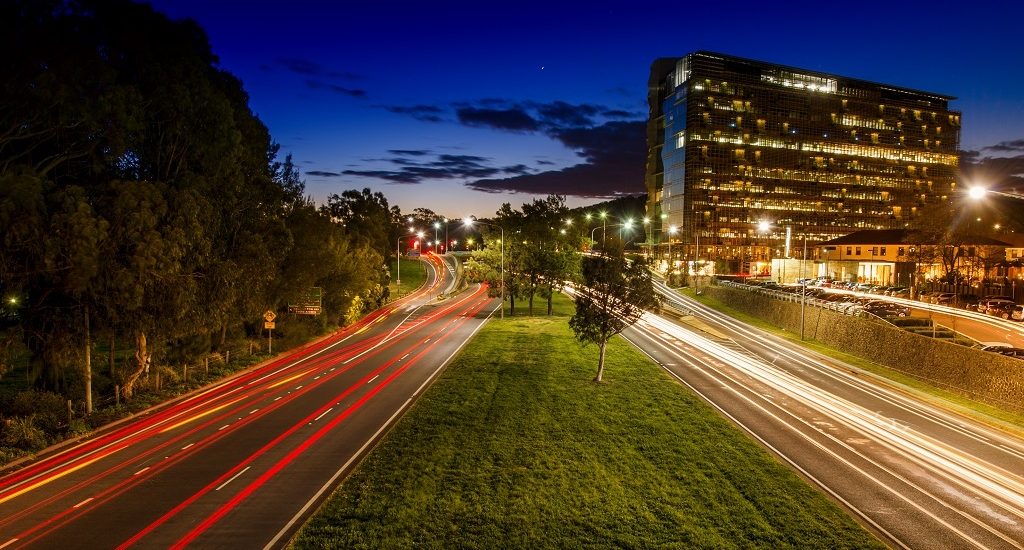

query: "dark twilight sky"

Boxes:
[147, 0, 1024, 218]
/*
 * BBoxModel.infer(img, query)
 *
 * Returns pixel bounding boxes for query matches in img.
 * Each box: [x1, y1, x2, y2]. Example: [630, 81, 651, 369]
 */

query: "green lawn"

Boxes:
[680, 287, 1024, 432]
[389, 257, 426, 299]
[292, 294, 881, 549]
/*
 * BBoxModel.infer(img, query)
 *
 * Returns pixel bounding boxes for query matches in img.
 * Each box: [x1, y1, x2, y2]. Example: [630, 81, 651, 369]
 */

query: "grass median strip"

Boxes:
[292, 294, 881, 549]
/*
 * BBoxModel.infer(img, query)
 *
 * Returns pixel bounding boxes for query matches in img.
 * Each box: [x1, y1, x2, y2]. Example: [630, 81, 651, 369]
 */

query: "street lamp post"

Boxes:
[396, 235, 403, 298]
[666, 225, 678, 282]
[591, 222, 633, 252]
[465, 218, 504, 319]
[433, 221, 441, 253]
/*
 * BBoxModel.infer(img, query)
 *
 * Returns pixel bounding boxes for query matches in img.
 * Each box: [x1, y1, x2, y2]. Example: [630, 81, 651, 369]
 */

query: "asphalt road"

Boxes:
[0, 253, 497, 549]
[908, 307, 1024, 348]
[625, 280, 1024, 549]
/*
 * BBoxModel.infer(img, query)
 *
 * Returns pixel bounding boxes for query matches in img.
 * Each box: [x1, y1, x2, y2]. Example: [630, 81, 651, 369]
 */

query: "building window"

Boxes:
[898, 247, 905, 256]
[855, 246, 861, 255]
[846, 246, 852, 256]
[880, 246, 886, 256]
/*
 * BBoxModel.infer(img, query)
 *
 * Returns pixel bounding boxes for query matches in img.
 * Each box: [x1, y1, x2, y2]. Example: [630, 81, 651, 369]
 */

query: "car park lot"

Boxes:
[728, 279, 1024, 356]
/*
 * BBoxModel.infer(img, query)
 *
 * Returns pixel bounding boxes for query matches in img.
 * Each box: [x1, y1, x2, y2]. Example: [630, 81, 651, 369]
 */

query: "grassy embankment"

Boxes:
[292, 293, 882, 549]
[680, 287, 1024, 431]
[388, 257, 427, 299]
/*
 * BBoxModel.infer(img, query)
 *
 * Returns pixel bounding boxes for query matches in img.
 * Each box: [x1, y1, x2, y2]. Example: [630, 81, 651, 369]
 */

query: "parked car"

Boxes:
[1008, 305, 1024, 321]
[982, 299, 1016, 316]
[957, 295, 982, 310]
[988, 302, 1022, 320]
[862, 302, 910, 318]
[992, 347, 1024, 359]
[887, 287, 910, 298]
[931, 292, 955, 305]
[917, 291, 937, 303]
[978, 343, 1013, 352]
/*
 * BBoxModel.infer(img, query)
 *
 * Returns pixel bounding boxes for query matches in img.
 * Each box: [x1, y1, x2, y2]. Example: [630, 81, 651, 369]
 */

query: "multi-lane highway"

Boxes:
[625, 280, 1024, 549]
[0, 253, 496, 549]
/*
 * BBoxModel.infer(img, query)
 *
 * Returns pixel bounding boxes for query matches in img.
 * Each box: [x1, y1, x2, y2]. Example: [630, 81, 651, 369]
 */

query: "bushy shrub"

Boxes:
[1, 416, 49, 451]
[7, 390, 66, 434]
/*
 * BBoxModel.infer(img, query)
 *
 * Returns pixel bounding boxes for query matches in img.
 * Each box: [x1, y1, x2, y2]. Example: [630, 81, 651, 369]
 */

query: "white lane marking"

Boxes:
[424, 338, 431, 344]
[368, 375, 379, 383]
[274, 396, 282, 401]
[133, 467, 150, 476]
[215, 466, 252, 492]
[72, 497, 94, 508]
[314, 375, 321, 380]
[313, 408, 334, 423]
[1, 539, 19, 549]
[249, 409, 259, 415]
[218, 424, 230, 431]
[295, 386, 303, 390]
[400, 353, 410, 361]
[181, 443, 194, 450]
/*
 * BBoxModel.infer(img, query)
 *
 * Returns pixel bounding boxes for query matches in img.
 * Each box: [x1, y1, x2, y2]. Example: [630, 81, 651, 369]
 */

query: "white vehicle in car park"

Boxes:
[1008, 304, 1024, 321]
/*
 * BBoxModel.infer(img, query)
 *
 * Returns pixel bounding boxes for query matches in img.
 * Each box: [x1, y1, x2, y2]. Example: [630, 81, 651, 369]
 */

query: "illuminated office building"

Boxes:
[645, 51, 960, 273]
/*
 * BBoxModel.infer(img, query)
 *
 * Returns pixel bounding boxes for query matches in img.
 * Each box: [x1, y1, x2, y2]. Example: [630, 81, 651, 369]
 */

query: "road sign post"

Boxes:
[263, 310, 277, 354]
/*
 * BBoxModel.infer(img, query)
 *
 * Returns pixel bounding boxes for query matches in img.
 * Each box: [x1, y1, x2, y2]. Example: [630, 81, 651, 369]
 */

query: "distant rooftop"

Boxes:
[820, 229, 1009, 247]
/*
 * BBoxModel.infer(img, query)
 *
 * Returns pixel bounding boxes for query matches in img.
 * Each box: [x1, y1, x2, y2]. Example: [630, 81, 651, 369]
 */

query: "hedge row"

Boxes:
[703, 285, 1024, 412]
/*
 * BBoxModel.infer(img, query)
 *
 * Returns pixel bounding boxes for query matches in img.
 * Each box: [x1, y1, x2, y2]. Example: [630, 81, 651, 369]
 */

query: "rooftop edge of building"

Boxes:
[652, 50, 957, 103]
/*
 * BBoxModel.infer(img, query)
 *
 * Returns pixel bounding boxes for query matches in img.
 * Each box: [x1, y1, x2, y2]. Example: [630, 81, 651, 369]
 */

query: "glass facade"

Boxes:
[644, 51, 961, 273]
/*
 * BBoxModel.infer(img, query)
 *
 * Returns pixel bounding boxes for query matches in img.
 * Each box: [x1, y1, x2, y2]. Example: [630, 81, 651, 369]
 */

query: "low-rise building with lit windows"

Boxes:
[645, 51, 961, 276]
[808, 230, 1008, 287]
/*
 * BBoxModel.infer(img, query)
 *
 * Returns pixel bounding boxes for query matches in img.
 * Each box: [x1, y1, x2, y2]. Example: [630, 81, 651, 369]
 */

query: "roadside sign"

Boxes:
[263, 310, 277, 322]
[288, 287, 323, 316]
[264, 321, 275, 329]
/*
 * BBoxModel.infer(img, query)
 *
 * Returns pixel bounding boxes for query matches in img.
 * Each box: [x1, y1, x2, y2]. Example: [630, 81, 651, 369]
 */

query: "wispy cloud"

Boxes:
[304, 79, 367, 98]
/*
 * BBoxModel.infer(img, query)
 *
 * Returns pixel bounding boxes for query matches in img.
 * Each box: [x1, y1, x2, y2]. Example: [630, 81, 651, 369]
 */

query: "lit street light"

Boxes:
[464, 218, 504, 319]
[969, 185, 1024, 201]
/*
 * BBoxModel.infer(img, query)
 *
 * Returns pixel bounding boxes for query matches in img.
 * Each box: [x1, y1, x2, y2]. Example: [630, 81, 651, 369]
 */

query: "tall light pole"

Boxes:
[667, 225, 678, 281]
[600, 211, 608, 247]
[443, 218, 449, 254]
[396, 235, 403, 298]
[465, 218, 504, 319]
[395, 228, 418, 298]
[643, 217, 651, 257]
[433, 221, 441, 253]
[592, 223, 632, 251]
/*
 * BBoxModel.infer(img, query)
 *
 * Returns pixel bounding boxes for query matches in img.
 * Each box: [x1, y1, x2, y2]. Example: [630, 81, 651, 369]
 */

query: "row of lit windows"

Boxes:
[685, 79, 958, 124]
[696, 198, 897, 216]
[685, 132, 957, 166]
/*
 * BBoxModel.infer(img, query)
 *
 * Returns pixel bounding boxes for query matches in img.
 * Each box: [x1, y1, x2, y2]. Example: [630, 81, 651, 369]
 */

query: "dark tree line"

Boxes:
[0, 1, 393, 408]
[464, 195, 584, 316]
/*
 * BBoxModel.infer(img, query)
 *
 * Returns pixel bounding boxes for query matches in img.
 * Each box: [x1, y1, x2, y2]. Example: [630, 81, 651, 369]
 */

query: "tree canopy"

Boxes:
[0, 0, 390, 406]
[569, 242, 658, 382]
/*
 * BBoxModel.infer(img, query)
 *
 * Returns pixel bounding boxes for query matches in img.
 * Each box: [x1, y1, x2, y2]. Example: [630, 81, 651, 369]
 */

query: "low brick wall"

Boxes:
[703, 285, 1024, 412]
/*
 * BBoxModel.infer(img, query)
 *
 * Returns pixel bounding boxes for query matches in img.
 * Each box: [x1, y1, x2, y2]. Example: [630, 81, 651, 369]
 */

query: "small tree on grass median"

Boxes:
[569, 241, 658, 382]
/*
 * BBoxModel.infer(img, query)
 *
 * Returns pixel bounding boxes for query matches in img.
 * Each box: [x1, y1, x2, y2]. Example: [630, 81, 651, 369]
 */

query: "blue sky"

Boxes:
[148, 0, 1024, 218]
